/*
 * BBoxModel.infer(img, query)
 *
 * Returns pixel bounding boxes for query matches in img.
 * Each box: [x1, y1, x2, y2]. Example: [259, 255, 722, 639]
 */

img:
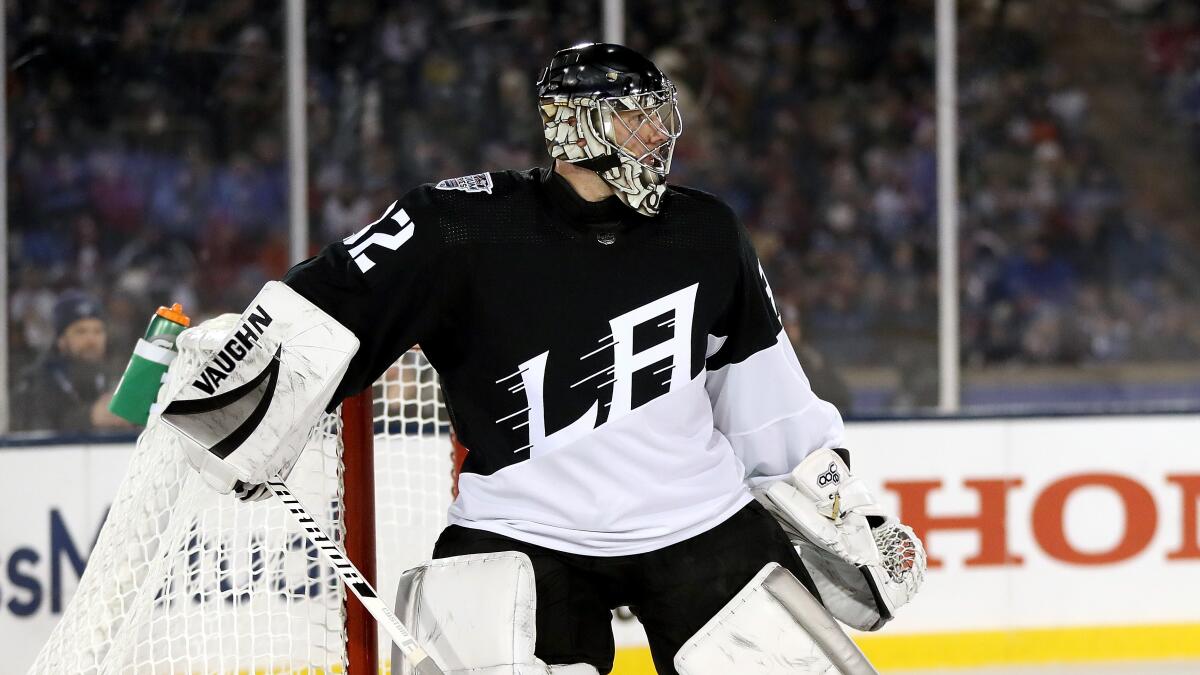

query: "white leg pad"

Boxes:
[673, 563, 879, 675]
[392, 552, 598, 675]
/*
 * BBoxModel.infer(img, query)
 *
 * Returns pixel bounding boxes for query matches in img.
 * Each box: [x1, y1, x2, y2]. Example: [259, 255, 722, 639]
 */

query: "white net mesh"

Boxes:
[28, 315, 454, 674]
[370, 350, 454, 671]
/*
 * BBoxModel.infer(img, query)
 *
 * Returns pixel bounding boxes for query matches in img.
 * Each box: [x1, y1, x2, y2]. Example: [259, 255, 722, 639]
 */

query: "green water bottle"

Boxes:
[109, 303, 191, 425]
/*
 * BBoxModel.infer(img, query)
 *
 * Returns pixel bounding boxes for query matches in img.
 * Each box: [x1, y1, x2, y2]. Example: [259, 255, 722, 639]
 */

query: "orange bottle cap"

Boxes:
[156, 302, 191, 327]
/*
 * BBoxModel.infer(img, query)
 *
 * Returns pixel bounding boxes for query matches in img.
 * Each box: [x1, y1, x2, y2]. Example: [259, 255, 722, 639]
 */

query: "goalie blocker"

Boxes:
[160, 281, 359, 495]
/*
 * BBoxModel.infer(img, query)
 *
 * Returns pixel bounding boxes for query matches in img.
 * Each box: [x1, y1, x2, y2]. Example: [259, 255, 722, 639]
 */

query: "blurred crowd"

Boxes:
[7, 0, 1200, 429]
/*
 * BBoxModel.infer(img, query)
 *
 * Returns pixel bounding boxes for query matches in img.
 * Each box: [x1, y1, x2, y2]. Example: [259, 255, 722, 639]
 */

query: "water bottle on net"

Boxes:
[109, 303, 191, 425]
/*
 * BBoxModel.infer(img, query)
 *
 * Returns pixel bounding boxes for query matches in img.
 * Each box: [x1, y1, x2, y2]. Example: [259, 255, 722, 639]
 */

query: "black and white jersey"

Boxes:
[285, 168, 844, 556]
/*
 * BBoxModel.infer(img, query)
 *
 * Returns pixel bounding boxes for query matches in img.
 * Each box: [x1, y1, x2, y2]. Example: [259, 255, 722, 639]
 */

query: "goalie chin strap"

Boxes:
[266, 479, 445, 675]
[571, 154, 623, 174]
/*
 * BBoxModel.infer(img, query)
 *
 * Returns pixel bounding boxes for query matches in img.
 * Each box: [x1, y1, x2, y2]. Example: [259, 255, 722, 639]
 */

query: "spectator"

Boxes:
[12, 291, 131, 433]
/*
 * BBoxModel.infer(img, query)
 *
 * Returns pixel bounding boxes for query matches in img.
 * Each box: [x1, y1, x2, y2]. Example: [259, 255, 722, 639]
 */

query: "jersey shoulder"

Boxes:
[428, 169, 537, 198]
[406, 169, 539, 208]
[655, 183, 743, 251]
[401, 168, 561, 247]
[393, 168, 540, 222]
[664, 184, 738, 223]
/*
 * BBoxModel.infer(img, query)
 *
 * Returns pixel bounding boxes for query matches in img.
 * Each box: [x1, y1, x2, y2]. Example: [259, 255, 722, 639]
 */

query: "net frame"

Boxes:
[343, 391, 378, 673]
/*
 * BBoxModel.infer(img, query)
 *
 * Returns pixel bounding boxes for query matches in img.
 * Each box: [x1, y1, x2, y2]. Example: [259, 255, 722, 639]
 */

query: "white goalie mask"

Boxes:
[537, 43, 684, 217]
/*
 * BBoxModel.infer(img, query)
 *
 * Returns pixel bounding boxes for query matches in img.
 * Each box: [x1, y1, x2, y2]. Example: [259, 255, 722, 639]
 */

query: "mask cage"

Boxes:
[595, 84, 683, 177]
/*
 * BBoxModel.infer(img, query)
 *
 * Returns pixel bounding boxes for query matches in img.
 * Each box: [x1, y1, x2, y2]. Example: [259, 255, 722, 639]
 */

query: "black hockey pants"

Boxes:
[431, 500, 818, 674]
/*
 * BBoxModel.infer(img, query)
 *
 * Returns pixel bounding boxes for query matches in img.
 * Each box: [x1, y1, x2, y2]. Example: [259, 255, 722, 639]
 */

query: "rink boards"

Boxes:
[3, 413, 1200, 673]
[845, 413, 1200, 669]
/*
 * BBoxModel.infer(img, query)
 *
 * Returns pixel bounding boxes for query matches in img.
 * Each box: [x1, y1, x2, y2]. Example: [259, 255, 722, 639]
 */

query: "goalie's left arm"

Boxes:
[704, 217, 847, 485]
[706, 225, 925, 629]
[754, 447, 927, 631]
[163, 189, 454, 498]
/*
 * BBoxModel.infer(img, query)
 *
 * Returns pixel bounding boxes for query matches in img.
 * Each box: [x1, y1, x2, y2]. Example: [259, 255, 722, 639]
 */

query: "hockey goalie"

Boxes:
[162, 42, 926, 675]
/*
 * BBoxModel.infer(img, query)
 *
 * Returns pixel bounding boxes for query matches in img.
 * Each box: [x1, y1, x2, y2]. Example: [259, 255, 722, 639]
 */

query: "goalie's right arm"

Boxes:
[161, 282, 359, 495]
[282, 186, 457, 407]
[163, 186, 454, 496]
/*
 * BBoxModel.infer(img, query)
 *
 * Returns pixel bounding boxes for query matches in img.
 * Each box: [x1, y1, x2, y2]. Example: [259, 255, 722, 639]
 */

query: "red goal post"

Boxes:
[342, 390, 379, 674]
[341, 381, 469, 674]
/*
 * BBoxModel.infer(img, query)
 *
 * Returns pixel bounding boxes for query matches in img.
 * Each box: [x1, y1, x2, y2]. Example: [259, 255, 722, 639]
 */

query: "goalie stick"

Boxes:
[266, 480, 445, 675]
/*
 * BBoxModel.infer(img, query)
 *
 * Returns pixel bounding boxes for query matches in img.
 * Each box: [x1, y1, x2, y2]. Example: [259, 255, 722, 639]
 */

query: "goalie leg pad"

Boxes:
[673, 563, 878, 675]
[392, 552, 598, 675]
[161, 281, 360, 493]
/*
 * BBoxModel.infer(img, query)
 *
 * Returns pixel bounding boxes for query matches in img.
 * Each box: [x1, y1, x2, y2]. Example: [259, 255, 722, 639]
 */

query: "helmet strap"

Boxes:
[573, 154, 622, 174]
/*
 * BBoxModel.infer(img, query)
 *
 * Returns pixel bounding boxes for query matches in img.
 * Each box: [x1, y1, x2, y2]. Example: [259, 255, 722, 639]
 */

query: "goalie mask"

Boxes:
[537, 43, 683, 217]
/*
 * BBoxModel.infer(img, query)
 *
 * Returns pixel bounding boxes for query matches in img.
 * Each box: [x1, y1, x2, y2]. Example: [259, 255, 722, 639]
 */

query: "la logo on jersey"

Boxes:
[497, 284, 698, 457]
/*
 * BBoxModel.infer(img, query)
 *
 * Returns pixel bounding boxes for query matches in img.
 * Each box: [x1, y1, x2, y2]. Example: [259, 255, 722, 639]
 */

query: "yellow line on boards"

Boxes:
[610, 623, 1200, 673]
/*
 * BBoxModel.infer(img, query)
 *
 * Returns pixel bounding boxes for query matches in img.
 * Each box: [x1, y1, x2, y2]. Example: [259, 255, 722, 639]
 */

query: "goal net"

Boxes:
[28, 314, 457, 674]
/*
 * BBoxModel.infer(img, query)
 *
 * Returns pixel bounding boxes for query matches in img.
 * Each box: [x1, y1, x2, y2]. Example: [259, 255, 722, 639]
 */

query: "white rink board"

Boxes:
[0, 444, 134, 673]
[4, 414, 1200, 672]
[848, 415, 1200, 634]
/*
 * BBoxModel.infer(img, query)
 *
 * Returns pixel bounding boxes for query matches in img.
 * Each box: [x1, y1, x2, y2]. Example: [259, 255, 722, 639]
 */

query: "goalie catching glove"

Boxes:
[754, 447, 926, 631]
[160, 282, 359, 499]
